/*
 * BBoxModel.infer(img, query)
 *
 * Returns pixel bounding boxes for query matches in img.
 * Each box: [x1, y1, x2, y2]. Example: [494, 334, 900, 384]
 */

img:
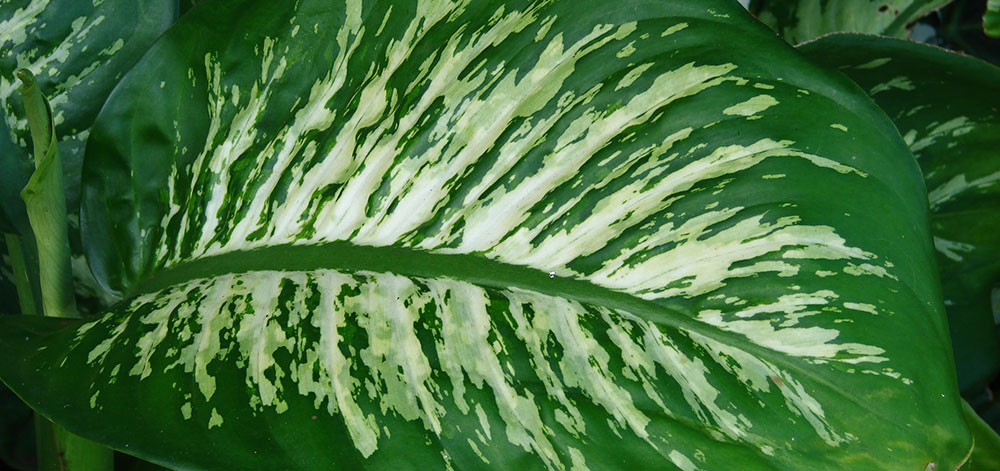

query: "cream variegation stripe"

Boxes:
[0, 0, 124, 138]
[0, 0, 49, 47]
[150, 0, 887, 309]
[77, 269, 893, 468]
[927, 170, 1000, 211]
[80, 2, 923, 468]
[0, 0, 51, 138]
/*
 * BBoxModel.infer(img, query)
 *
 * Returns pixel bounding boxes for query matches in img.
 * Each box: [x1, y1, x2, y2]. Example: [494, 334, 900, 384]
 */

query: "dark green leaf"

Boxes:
[0, 117, 31, 235]
[179, 0, 198, 15]
[799, 34, 1000, 395]
[2, 1, 975, 470]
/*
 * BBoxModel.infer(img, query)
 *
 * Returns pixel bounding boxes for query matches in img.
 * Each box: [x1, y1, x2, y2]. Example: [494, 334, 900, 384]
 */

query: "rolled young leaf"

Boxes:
[0, 0, 177, 322]
[0, 0, 176, 235]
[14, 68, 115, 471]
[0, 1, 976, 470]
[799, 34, 1000, 397]
[749, 0, 951, 44]
[17, 69, 76, 320]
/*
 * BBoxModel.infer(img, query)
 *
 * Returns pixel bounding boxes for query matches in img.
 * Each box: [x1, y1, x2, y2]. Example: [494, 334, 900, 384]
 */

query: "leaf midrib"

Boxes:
[129, 242, 685, 322]
[124, 241, 893, 425]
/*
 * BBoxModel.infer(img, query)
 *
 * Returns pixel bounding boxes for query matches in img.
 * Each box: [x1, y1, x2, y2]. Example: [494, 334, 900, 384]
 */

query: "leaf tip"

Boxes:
[15, 69, 36, 89]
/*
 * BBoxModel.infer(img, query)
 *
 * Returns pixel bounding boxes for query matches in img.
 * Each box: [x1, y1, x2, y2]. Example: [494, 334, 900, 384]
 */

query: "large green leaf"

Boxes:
[749, 0, 951, 44]
[799, 34, 1000, 397]
[0, 0, 176, 235]
[0, 1, 973, 470]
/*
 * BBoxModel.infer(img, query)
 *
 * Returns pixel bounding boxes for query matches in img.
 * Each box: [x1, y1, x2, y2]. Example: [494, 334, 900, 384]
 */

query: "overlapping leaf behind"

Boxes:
[800, 33, 1000, 397]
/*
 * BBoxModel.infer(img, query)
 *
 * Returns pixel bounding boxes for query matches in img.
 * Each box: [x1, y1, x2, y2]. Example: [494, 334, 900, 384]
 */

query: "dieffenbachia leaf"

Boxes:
[987, 0, 1000, 37]
[799, 34, 1000, 397]
[0, 0, 176, 317]
[0, 0, 176, 234]
[0, 1, 974, 470]
[749, 0, 951, 44]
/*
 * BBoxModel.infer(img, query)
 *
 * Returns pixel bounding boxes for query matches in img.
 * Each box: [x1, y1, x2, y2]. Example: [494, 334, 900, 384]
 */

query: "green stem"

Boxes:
[34, 418, 115, 471]
[4, 233, 39, 316]
[16, 69, 113, 471]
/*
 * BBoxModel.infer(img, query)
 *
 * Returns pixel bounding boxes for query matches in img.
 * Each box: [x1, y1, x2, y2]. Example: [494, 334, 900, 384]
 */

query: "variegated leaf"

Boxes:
[0, 0, 175, 233]
[0, 0, 175, 316]
[749, 0, 951, 44]
[799, 34, 1000, 397]
[0, 1, 973, 470]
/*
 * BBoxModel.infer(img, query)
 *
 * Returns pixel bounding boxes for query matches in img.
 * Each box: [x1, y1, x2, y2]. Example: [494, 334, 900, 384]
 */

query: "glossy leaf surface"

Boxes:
[1, 1, 974, 470]
[750, 0, 950, 44]
[800, 34, 1000, 395]
[0, 0, 175, 234]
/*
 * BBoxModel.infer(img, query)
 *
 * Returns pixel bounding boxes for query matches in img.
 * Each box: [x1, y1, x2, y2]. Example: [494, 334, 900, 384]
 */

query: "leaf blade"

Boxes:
[799, 33, 1000, 396]
[1, 1, 976, 470]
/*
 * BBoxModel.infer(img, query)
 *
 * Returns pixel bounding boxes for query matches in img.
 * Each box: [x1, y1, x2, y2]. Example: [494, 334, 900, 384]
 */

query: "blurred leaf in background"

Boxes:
[750, 0, 951, 43]
[909, 0, 1000, 64]
[982, 0, 999, 36]
[0, 384, 33, 471]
